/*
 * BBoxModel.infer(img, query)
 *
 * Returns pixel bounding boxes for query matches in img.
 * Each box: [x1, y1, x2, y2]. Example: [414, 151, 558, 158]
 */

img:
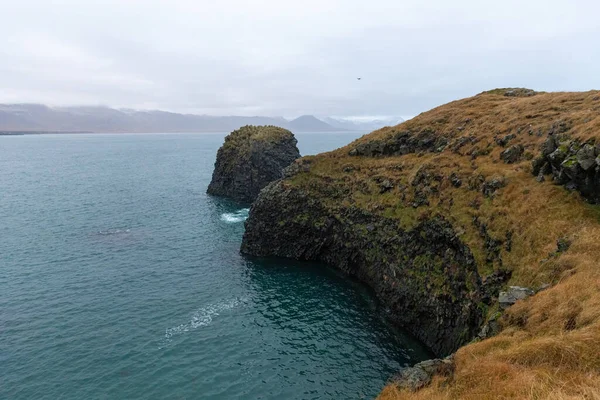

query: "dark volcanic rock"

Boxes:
[482, 175, 506, 198]
[450, 172, 462, 188]
[241, 182, 484, 356]
[498, 286, 534, 310]
[577, 144, 596, 171]
[532, 134, 600, 203]
[556, 237, 572, 253]
[481, 269, 512, 304]
[283, 158, 312, 178]
[500, 144, 524, 164]
[495, 134, 516, 147]
[391, 358, 454, 392]
[207, 125, 300, 203]
[503, 88, 538, 97]
[477, 312, 501, 339]
[349, 128, 448, 157]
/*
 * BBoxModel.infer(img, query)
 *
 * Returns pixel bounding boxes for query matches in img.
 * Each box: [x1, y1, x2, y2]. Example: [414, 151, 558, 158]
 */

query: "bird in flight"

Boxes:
[357, 77, 361, 80]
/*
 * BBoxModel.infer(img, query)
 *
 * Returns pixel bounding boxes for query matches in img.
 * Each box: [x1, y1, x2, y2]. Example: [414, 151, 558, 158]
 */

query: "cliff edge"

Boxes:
[207, 125, 300, 203]
[242, 89, 600, 398]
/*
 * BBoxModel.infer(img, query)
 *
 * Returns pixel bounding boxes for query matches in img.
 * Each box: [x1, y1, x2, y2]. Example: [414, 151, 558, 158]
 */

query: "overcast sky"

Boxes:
[0, 0, 599, 118]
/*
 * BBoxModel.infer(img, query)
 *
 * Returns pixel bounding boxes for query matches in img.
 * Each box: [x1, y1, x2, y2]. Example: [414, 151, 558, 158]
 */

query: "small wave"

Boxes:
[163, 298, 247, 344]
[220, 208, 250, 223]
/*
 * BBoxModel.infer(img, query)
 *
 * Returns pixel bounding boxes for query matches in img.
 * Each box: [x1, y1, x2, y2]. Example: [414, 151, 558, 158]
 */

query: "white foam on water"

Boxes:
[162, 298, 247, 344]
[220, 208, 250, 223]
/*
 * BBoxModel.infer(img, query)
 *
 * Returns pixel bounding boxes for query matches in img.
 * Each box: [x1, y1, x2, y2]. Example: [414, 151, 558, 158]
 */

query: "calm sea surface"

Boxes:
[0, 132, 431, 399]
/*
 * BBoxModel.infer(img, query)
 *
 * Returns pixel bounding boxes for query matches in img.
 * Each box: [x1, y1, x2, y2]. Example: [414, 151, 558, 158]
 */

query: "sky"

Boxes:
[0, 0, 599, 118]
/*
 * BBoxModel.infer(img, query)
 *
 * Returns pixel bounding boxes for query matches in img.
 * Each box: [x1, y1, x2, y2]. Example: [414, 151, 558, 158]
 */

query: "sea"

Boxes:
[0, 132, 432, 399]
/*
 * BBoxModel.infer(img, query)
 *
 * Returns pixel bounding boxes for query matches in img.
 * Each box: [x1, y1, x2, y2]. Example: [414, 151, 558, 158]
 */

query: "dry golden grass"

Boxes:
[377, 213, 600, 400]
[288, 89, 600, 399]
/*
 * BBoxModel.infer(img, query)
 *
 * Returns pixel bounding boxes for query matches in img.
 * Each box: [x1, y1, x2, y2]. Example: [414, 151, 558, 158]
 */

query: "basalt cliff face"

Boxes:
[207, 125, 300, 203]
[242, 180, 484, 356]
[242, 90, 600, 399]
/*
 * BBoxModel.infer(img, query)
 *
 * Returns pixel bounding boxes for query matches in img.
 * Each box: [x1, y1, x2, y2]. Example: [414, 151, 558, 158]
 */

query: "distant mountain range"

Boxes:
[0, 104, 404, 133]
[323, 116, 406, 132]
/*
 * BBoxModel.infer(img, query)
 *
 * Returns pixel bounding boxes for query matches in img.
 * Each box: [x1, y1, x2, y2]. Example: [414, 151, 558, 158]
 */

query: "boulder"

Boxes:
[450, 172, 462, 188]
[482, 176, 506, 197]
[577, 144, 596, 171]
[393, 366, 430, 391]
[500, 144, 524, 164]
[560, 156, 581, 180]
[540, 135, 557, 157]
[495, 134, 516, 147]
[391, 358, 454, 392]
[478, 312, 502, 339]
[548, 145, 568, 164]
[498, 286, 534, 310]
[207, 125, 300, 203]
[380, 179, 394, 193]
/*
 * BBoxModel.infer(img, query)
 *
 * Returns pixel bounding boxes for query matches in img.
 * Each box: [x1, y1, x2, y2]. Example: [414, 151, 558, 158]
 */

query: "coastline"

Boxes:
[240, 89, 600, 398]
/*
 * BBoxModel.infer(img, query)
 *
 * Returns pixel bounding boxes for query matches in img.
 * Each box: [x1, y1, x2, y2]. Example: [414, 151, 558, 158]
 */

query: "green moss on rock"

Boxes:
[207, 125, 300, 202]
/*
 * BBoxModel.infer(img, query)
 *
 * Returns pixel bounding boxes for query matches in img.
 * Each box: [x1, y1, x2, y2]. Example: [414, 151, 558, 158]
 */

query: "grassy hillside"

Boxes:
[282, 89, 600, 398]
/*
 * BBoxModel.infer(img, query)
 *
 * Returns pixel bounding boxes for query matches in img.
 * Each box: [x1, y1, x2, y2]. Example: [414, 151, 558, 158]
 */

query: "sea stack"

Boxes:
[207, 125, 300, 203]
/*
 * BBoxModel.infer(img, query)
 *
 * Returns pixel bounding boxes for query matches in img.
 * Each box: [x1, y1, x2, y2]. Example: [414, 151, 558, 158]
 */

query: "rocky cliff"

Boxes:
[242, 179, 484, 356]
[242, 89, 600, 398]
[207, 125, 300, 203]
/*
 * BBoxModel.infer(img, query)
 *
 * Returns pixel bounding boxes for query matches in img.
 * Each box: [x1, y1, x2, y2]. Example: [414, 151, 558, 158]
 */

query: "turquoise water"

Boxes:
[0, 133, 431, 399]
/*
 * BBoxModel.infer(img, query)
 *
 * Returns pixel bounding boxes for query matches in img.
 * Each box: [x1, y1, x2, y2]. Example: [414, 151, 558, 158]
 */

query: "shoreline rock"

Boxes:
[390, 357, 455, 392]
[241, 181, 484, 357]
[207, 125, 300, 203]
[235, 89, 600, 398]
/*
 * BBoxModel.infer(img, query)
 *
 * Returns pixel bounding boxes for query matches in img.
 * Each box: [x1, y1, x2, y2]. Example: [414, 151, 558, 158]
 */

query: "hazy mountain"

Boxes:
[288, 115, 340, 132]
[0, 104, 305, 133]
[0, 104, 403, 133]
[322, 116, 405, 132]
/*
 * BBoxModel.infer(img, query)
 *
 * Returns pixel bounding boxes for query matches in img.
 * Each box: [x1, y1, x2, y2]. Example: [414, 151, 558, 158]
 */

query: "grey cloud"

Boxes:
[0, 0, 599, 118]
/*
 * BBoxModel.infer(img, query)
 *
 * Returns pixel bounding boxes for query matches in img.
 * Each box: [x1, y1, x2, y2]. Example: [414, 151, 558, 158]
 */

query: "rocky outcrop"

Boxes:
[498, 286, 534, 310]
[502, 88, 538, 97]
[532, 134, 600, 203]
[207, 125, 300, 203]
[236, 90, 600, 398]
[477, 285, 534, 339]
[348, 128, 449, 157]
[241, 181, 484, 356]
[477, 311, 502, 340]
[390, 357, 454, 392]
[500, 144, 524, 164]
[482, 175, 507, 198]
